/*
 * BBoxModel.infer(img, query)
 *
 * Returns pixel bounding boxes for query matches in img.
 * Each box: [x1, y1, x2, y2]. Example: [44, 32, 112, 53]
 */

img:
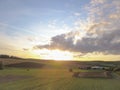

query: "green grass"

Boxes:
[0, 68, 120, 90]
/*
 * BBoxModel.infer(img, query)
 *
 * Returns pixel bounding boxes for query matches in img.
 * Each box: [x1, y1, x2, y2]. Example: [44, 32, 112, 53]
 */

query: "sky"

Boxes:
[0, 0, 120, 61]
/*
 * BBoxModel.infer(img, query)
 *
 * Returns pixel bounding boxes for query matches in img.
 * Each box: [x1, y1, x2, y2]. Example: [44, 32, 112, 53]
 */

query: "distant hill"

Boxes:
[0, 54, 22, 59]
[0, 54, 120, 69]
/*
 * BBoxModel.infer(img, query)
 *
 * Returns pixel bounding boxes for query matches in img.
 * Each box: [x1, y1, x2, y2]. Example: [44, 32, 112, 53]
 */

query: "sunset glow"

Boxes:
[33, 49, 73, 60]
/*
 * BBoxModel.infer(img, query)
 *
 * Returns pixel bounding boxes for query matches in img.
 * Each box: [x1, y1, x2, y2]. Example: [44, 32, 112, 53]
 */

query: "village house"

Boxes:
[78, 65, 91, 70]
[91, 66, 104, 70]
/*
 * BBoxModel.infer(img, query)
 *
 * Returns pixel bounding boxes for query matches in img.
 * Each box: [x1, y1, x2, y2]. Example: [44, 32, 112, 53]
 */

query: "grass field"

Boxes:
[0, 68, 120, 90]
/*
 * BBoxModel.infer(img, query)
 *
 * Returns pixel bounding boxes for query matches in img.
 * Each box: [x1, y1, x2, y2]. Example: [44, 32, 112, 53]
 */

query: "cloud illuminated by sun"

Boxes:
[33, 49, 73, 61]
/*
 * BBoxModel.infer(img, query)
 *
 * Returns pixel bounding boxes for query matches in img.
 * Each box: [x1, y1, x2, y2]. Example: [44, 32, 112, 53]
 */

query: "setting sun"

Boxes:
[49, 50, 73, 61]
[33, 49, 73, 61]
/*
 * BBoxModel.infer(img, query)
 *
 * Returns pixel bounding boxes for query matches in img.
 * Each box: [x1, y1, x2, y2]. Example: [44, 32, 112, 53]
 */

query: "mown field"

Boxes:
[0, 68, 120, 90]
[0, 58, 120, 90]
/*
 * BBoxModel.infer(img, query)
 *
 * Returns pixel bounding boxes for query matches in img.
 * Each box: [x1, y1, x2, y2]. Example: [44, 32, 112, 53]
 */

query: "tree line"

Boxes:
[0, 54, 21, 59]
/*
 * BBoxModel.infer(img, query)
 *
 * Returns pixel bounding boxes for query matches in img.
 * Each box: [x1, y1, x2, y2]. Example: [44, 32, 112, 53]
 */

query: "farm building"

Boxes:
[91, 66, 104, 69]
[78, 65, 91, 70]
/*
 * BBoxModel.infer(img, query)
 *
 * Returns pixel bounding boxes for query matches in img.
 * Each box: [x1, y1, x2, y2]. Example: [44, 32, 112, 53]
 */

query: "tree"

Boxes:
[0, 55, 9, 58]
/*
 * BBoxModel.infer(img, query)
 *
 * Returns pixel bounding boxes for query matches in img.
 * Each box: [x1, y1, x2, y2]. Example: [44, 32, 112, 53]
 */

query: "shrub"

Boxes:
[69, 68, 73, 72]
[0, 61, 4, 70]
[72, 72, 79, 77]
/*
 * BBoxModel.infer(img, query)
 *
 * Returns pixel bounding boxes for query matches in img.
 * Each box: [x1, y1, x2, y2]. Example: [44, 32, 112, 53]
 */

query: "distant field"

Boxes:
[1, 58, 120, 68]
[0, 58, 79, 69]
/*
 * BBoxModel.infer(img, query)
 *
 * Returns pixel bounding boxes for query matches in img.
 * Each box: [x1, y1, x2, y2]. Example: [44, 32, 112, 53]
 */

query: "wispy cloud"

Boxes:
[74, 12, 81, 16]
[0, 22, 37, 35]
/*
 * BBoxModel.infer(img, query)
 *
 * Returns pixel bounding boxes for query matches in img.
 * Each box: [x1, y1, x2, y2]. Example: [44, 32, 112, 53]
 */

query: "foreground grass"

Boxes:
[0, 68, 120, 90]
[116, 72, 120, 75]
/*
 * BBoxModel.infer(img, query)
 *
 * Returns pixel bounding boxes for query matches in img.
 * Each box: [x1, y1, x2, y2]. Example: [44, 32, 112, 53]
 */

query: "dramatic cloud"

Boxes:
[34, 29, 120, 54]
[34, 0, 120, 55]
